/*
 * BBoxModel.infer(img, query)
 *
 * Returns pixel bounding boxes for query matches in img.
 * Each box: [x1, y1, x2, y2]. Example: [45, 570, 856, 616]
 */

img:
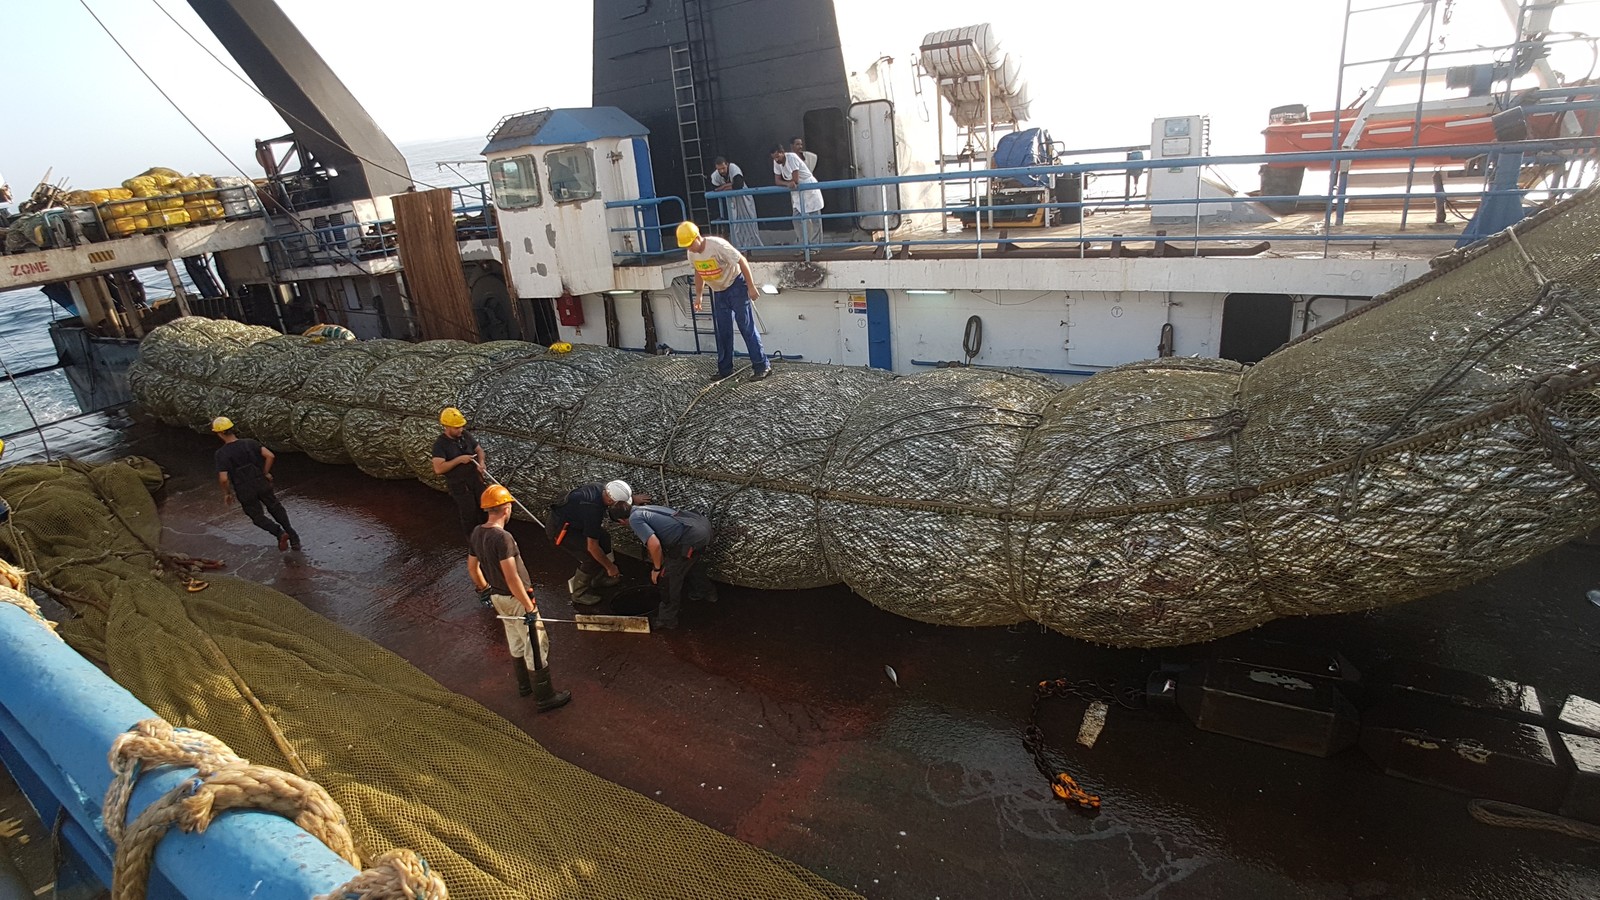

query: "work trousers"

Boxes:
[556, 528, 612, 575]
[449, 481, 486, 539]
[490, 593, 550, 671]
[794, 208, 822, 248]
[656, 510, 716, 627]
[711, 275, 768, 378]
[239, 488, 293, 538]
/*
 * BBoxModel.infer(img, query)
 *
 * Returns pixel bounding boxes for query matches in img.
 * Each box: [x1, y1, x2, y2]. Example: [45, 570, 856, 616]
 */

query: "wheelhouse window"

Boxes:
[544, 147, 598, 203]
[489, 155, 541, 209]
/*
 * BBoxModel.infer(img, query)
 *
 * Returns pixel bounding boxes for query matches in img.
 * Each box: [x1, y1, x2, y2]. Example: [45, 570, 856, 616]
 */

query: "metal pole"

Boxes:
[936, 84, 948, 234]
[164, 259, 193, 317]
[880, 183, 890, 259]
[978, 70, 991, 260]
[1324, 0, 1355, 258]
[1078, 171, 1086, 259]
[1399, 0, 1439, 230]
[1192, 160, 1203, 256]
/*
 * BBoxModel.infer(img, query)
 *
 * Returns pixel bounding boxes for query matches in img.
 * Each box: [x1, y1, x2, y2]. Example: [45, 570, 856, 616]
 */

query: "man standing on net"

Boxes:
[212, 416, 300, 552]
[546, 479, 630, 605]
[609, 498, 716, 630]
[469, 484, 571, 711]
[679, 220, 771, 382]
[431, 407, 487, 539]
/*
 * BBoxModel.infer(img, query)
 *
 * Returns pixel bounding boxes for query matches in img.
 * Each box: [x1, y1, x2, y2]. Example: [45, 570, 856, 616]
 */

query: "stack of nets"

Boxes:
[129, 185, 1600, 647]
[0, 458, 855, 900]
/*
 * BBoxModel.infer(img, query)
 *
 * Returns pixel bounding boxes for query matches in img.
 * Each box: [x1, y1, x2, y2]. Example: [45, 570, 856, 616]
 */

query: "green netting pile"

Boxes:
[129, 185, 1600, 647]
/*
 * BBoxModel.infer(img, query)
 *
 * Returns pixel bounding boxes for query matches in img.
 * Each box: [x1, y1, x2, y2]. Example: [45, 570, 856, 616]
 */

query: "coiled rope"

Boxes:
[104, 718, 447, 900]
[1467, 798, 1600, 843]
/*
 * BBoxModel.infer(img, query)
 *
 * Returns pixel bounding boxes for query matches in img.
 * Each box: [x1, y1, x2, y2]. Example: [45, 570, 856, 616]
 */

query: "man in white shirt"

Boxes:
[771, 144, 824, 248]
[790, 137, 818, 173]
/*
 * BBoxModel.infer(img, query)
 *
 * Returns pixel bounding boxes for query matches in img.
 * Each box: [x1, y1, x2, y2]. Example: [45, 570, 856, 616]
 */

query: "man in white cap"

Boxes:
[544, 479, 636, 604]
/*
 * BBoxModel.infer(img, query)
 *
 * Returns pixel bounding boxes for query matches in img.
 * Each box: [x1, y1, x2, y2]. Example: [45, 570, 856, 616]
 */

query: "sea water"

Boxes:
[0, 136, 489, 437]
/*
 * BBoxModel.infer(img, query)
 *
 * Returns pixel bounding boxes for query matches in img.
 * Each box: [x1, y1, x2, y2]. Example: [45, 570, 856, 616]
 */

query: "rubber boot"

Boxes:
[530, 668, 572, 712]
[513, 662, 534, 697]
[567, 569, 602, 606]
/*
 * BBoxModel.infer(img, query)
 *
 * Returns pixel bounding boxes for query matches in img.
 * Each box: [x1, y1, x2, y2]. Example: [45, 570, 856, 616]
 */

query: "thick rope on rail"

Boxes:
[314, 848, 448, 900]
[102, 718, 448, 900]
[0, 558, 57, 637]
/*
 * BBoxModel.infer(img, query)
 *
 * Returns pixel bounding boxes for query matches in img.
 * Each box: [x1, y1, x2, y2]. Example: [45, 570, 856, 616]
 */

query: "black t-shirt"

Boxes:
[431, 431, 483, 492]
[215, 439, 269, 496]
[470, 524, 530, 595]
[552, 483, 608, 544]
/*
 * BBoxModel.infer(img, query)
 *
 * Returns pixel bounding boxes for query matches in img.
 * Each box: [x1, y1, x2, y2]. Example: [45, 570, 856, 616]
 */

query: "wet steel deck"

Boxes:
[10, 411, 1600, 899]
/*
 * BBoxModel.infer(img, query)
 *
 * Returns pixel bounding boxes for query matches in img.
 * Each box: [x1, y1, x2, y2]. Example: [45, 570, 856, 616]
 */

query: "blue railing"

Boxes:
[266, 219, 390, 270]
[606, 196, 687, 259]
[451, 182, 497, 240]
[657, 136, 1600, 261]
[266, 182, 498, 270]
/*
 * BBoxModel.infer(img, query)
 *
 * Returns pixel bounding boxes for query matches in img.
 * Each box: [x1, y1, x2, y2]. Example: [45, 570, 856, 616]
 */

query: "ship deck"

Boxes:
[6, 409, 1600, 899]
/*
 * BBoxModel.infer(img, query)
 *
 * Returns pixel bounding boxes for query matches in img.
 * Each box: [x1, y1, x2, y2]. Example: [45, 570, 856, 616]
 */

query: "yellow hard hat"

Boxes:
[439, 407, 467, 428]
[676, 220, 701, 248]
[480, 484, 515, 510]
[211, 416, 234, 433]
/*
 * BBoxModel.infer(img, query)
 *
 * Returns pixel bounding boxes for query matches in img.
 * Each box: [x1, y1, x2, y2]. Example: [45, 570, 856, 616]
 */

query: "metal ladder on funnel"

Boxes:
[669, 42, 714, 343]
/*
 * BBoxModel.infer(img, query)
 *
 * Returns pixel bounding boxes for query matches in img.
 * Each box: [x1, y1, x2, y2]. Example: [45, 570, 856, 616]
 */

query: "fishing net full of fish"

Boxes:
[129, 186, 1600, 648]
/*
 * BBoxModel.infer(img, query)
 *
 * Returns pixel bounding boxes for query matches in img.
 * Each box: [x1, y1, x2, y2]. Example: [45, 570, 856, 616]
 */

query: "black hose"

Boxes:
[962, 315, 983, 365]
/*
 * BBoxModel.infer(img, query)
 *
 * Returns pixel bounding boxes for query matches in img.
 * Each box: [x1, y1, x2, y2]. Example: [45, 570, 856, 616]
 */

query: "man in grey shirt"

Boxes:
[612, 501, 716, 630]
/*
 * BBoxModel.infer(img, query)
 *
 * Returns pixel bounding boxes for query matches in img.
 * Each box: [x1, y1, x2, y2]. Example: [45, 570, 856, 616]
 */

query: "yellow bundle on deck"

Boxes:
[101, 198, 149, 218]
[102, 217, 139, 237]
[146, 209, 190, 228]
[174, 175, 215, 195]
[65, 189, 116, 206]
[185, 200, 225, 222]
[122, 176, 160, 197]
[139, 166, 182, 188]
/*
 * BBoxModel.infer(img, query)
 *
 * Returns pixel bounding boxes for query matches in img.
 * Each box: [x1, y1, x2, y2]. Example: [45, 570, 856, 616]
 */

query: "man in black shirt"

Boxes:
[212, 416, 300, 552]
[546, 479, 632, 605]
[431, 407, 487, 540]
[469, 484, 571, 711]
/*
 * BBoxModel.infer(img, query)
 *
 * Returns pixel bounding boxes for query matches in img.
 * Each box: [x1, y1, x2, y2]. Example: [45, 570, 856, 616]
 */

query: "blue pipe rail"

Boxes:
[605, 195, 687, 259]
[0, 602, 360, 898]
[644, 136, 1600, 261]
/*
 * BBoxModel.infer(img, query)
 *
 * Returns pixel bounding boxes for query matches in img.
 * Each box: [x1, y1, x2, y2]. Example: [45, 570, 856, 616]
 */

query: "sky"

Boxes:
[3, 0, 1597, 192]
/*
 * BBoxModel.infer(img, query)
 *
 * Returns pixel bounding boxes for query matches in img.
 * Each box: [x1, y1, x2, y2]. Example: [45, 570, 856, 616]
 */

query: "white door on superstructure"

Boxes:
[850, 99, 901, 232]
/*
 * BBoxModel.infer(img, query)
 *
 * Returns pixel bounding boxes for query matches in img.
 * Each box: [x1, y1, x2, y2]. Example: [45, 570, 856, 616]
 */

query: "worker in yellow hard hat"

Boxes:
[431, 406, 487, 541]
[467, 483, 571, 712]
[679, 220, 771, 383]
[212, 416, 301, 552]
